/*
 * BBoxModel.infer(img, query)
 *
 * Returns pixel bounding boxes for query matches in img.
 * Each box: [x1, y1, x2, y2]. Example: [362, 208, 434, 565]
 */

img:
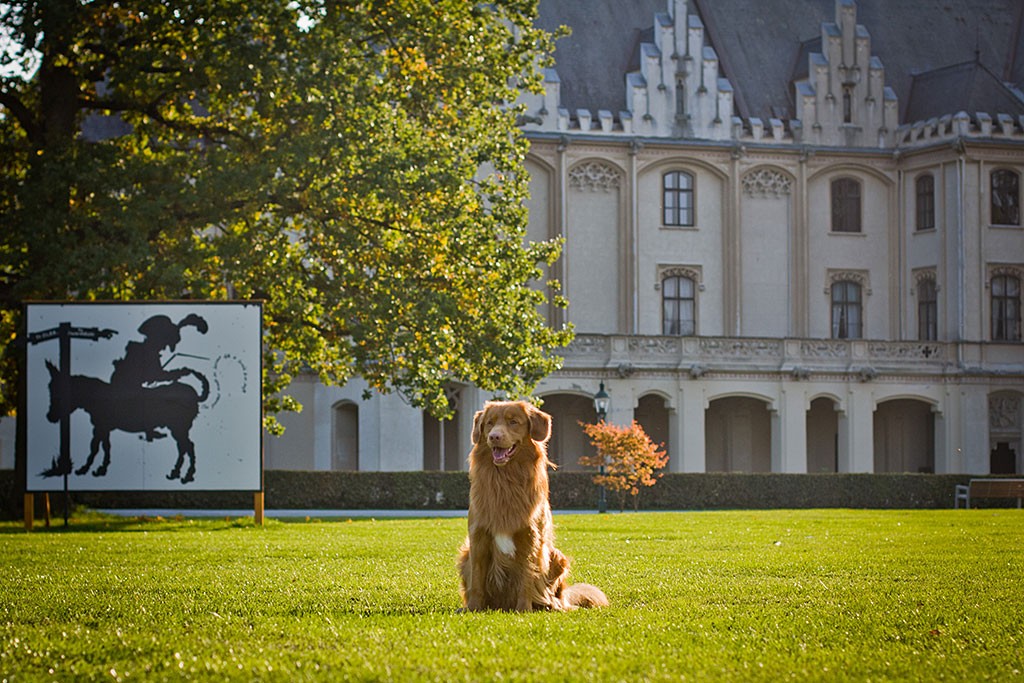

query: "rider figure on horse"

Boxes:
[110, 313, 208, 441]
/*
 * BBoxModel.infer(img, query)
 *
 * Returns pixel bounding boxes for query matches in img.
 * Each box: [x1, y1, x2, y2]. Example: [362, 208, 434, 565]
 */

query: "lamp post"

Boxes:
[593, 382, 610, 513]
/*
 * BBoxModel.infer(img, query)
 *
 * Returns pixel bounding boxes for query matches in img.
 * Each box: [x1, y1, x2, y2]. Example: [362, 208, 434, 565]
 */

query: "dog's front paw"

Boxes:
[464, 593, 486, 612]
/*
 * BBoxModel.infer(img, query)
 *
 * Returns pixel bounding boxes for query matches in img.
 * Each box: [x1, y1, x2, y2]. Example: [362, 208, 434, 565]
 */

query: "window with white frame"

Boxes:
[662, 171, 694, 227]
[831, 280, 863, 339]
[917, 277, 938, 341]
[991, 169, 1020, 226]
[991, 274, 1021, 341]
[662, 274, 696, 336]
[831, 177, 862, 233]
[915, 174, 935, 231]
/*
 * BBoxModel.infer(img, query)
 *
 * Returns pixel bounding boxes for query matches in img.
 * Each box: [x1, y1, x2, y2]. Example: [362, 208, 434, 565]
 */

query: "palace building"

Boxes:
[258, 0, 1024, 476]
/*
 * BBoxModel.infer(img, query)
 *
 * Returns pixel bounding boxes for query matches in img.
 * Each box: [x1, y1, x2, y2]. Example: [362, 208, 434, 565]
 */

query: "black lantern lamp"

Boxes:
[593, 382, 610, 422]
[593, 382, 610, 512]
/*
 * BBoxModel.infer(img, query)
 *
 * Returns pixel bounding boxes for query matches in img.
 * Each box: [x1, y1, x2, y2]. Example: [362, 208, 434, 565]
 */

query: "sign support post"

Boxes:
[26, 322, 115, 527]
[254, 491, 265, 526]
[23, 493, 33, 531]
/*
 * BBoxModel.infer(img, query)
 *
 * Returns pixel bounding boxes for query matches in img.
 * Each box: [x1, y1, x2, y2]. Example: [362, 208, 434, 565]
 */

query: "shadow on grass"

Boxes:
[1, 508, 268, 534]
[1, 508, 451, 533]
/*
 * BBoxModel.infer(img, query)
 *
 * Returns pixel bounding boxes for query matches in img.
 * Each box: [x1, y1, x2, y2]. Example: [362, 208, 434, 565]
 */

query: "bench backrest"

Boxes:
[969, 479, 1024, 497]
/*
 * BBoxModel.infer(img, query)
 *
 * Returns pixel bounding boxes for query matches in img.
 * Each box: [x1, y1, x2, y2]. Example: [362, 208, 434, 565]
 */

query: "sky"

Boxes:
[0, 4, 38, 79]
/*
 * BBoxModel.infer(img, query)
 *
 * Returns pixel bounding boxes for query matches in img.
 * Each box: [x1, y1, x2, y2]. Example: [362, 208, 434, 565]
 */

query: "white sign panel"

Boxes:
[25, 302, 262, 491]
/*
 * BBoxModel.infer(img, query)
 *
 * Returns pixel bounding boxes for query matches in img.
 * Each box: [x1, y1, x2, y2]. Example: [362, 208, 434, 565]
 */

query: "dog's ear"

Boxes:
[527, 404, 552, 443]
[472, 408, 486, 445]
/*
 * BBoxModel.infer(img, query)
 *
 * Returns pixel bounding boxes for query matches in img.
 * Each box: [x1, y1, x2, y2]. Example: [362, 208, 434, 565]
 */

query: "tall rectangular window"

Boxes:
[991, 274, 1021, 341]
[662, 275, 695, 335]
[991, 170, 1020, 226]
[915, 174, 935, 231]
[663, 171, 694, 226]
[917, 279, 937, 340]
[831, 281, 862, 339]
[831, 178, 862, 233]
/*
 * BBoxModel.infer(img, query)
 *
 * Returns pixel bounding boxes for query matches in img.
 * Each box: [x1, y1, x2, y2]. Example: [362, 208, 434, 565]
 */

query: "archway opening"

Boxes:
[540, 393, 598, 471]
[806, 397, 838, 473]
[635, 394, 670, 456]
[989, 392, 1022, 474]
[705, 397, 771, 472]
[873, 399, 934, 473]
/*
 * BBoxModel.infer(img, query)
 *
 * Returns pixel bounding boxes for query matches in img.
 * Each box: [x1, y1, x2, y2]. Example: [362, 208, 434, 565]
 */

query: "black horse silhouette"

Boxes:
[45, 360, 210, 484]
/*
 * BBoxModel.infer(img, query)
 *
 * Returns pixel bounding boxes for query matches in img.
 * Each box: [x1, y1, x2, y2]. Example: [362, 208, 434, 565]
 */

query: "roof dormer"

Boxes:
[793, 0, 898, 147]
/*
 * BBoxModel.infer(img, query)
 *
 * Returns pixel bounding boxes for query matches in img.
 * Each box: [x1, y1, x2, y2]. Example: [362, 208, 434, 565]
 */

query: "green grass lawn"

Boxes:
[1, 509, 1022, 682]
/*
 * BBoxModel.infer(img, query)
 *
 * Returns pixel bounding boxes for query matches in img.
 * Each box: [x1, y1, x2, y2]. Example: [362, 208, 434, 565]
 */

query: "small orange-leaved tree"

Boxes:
[578, 420, 669, 511]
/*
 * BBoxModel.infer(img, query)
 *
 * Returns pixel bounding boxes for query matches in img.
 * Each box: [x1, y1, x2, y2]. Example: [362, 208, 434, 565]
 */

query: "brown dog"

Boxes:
[458, 400, 608, 611]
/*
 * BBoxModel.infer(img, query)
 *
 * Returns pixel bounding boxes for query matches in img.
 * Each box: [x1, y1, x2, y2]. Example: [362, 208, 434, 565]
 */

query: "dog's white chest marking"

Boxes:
[494, 533, 516, 556]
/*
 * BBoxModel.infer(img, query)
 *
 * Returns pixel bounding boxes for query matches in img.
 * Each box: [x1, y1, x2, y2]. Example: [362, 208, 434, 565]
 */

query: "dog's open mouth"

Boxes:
[491, 444, 517, 466]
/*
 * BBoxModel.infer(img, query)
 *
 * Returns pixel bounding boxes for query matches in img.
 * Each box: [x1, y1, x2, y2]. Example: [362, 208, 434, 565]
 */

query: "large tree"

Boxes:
[0, 0, 570, 429]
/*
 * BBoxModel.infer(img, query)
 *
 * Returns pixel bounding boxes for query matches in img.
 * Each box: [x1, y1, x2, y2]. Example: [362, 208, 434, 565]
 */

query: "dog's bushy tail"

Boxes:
[563, 583, 609, 608]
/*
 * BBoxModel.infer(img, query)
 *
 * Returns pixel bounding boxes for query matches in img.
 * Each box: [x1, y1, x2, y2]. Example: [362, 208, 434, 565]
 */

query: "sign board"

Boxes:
[25, 302, 262, 491]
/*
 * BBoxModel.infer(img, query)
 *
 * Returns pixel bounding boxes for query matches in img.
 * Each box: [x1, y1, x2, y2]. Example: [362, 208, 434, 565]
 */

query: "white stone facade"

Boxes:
[264, 0, 1023, 475]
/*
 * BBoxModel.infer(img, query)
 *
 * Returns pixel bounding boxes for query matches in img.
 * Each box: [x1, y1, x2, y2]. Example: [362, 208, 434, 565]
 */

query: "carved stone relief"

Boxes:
[742, 168, 793, 198]
[568, 161, 622, 192]
[989, 394, 1021, 430]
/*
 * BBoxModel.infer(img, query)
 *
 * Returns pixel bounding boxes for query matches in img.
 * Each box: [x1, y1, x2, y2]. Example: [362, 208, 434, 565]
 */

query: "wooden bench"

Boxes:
[954, 478, 1024, 509]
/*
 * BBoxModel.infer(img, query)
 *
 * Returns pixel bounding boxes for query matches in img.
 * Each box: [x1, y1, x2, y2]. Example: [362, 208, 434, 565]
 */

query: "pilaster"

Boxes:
[772, 388, 809, 472]
[839, 386, 874, 472]
[679, 384, 707, 472]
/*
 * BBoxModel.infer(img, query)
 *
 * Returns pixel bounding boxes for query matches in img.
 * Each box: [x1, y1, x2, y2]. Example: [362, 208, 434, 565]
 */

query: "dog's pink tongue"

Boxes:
[492, 447, 512, 464]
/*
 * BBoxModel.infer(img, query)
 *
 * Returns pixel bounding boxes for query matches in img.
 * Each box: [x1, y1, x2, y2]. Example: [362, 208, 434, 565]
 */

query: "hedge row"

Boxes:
[0, 469, 998, 518]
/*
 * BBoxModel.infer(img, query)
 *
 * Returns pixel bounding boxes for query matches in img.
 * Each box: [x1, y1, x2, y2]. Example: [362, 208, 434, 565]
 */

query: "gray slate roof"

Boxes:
[537, 0, 1024, 124]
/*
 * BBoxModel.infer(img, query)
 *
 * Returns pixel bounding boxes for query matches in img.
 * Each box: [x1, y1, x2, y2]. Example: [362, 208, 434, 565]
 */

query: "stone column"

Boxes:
[772, 388, 808, 473]
[840, 387, 875, 472]
[679, 384, 707, 472]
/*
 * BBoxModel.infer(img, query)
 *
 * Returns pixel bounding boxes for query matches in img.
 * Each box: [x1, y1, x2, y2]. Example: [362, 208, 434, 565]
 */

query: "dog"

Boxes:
[458, 400, 608, 611]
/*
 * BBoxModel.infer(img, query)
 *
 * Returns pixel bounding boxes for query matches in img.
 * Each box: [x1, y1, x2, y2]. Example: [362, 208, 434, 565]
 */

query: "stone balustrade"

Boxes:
[559, 334, 1022, 378]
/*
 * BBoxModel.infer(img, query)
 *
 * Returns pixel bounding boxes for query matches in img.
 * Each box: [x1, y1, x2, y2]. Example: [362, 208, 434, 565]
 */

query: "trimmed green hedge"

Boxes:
[1, 469, 1009, 518]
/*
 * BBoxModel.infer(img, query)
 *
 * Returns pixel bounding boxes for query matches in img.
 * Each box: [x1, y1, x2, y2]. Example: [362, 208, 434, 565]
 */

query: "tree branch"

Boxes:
[0, 88, 41, 147]
[77, 94, 252, 144]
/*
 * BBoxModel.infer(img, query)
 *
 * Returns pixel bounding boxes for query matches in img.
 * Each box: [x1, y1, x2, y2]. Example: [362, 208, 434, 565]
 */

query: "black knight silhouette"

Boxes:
[44, 314, 211, 484]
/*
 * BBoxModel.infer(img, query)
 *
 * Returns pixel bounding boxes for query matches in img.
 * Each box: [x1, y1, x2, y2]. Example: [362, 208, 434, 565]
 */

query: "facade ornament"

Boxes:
[989, 395, 1020, 429]
[912, 269, 938, 290]
[985, 264, 1024, 289]
[565, 334, 609, 356]
[742, 168, 793, 198]
[568, 161, 622, 192]
[826, 269, 872, 296]
[790, 366, 812, 381]
[657, 265, 704, 291]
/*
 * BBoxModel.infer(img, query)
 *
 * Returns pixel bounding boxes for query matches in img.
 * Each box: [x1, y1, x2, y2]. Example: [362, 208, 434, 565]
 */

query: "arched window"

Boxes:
[915, 174, 935, 231]
[831, 177, 861, 233]
[663, 171, 694, 226]
[917, 278, 937, 340]
[991, 274, 1021, 341]
[831, 280, 862, 339]
[991, 169, 1020, 225]
[662, 274, 696, 336]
